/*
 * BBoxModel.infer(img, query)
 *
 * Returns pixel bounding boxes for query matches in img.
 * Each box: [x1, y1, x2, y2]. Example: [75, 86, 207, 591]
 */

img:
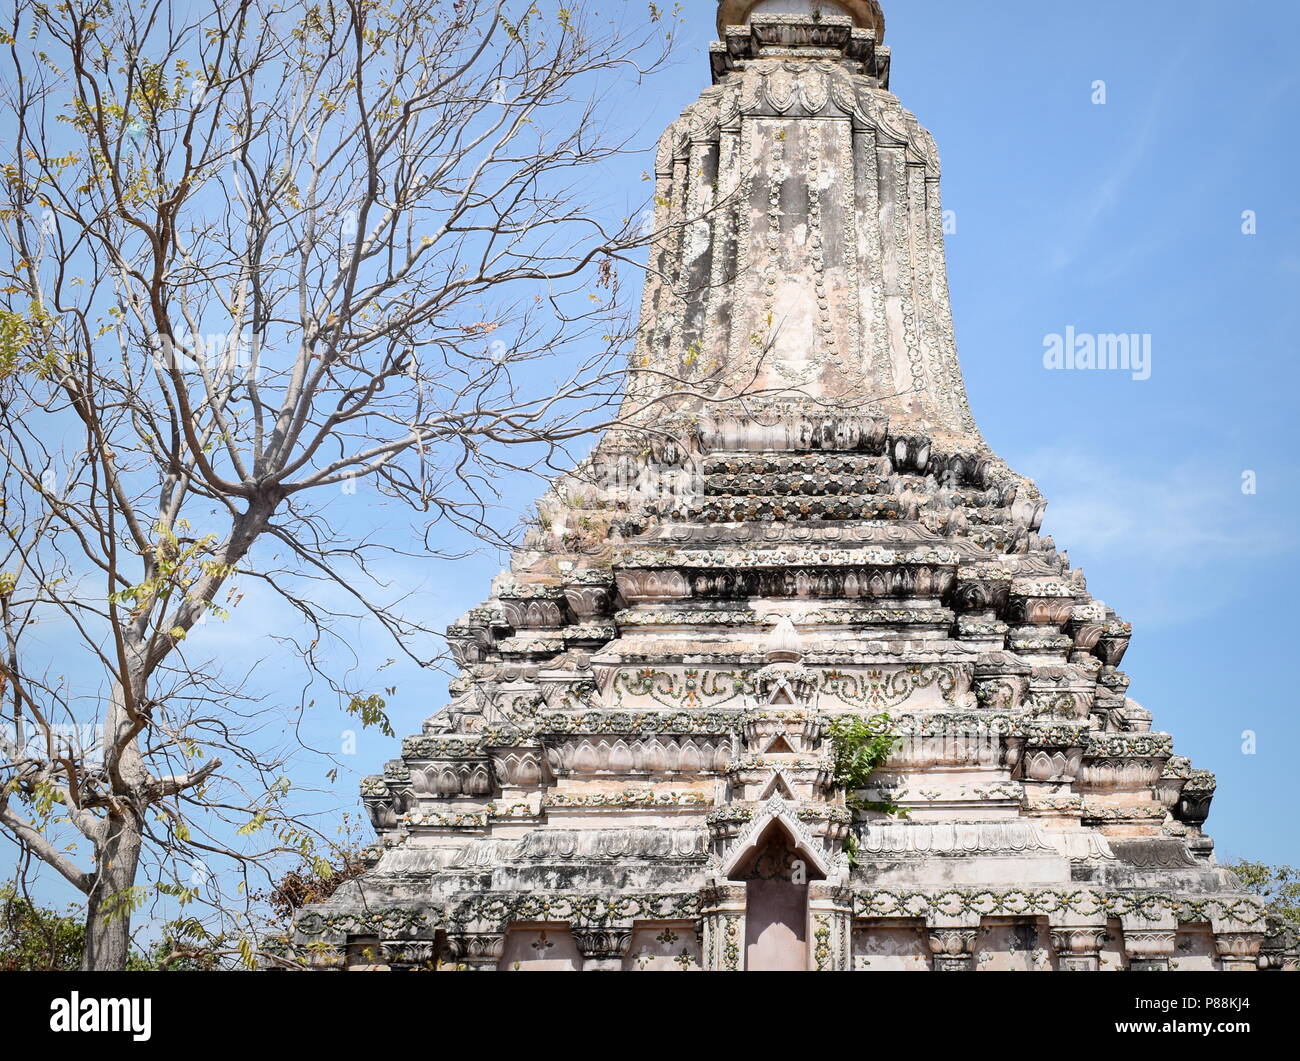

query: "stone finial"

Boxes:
[718, 0, 886, 39]
[766, 616, 804, 663]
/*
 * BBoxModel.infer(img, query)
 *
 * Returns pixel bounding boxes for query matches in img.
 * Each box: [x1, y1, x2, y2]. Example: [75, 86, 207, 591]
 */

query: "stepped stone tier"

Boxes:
[297, 0, 1297, 971]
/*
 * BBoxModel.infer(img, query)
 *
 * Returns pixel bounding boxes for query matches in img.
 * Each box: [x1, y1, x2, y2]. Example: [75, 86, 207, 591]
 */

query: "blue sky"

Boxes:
[887, 0, 1300, 866]
[324, 0, 1300, 866]
[8, 0, 1298, 920]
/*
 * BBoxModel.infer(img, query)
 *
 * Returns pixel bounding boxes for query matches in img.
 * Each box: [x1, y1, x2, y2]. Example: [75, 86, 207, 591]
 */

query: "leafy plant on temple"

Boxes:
[826, 713, 904, 864]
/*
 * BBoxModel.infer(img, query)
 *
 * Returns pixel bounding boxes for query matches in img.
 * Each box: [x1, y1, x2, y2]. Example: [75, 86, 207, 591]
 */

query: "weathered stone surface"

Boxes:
[295, 1, 1293, 972]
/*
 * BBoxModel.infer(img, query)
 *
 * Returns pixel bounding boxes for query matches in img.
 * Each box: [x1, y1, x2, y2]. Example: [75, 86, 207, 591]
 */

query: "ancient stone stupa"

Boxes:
[297, 0, 1296, 971]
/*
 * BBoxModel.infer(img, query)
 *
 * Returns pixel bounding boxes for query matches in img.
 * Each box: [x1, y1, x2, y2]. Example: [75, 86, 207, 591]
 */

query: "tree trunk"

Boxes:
[81, 810, 144, 971]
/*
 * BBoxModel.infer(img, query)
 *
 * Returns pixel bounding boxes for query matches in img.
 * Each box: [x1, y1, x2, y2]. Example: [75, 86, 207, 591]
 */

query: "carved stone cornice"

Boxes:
[716, 0, 887, 40]
[711, 16, 889, 89]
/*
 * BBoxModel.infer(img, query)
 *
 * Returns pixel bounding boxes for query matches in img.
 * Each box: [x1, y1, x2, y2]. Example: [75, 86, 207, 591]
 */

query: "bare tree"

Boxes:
[0, 0, 683, 969]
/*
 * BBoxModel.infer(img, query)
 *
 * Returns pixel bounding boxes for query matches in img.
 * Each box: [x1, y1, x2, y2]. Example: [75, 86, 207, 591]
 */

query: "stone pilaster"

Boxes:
[928, 926, 979, 972]
[572, 927, 634, 972]
[444, 932, 504, 971]
[1121, 924, 1177, 971]
[343, 935, 388, 971]
[1214, 932, 1263, 972]
[1050, 927, 1107, 972]
[701, 884, 746, 971]
[380, 939, 437, 971]
[809, 882, 853, 971]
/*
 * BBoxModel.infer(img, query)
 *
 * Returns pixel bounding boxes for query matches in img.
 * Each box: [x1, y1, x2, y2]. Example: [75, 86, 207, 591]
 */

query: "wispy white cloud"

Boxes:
[1017, 445, 1292, 627]
[1048, 1, 1213, 273]
[1027, 447, 1285, 560]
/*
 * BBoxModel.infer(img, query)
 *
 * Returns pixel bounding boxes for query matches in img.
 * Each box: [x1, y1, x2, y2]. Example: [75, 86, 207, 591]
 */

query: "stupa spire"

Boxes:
[628, 0, 980, 448]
